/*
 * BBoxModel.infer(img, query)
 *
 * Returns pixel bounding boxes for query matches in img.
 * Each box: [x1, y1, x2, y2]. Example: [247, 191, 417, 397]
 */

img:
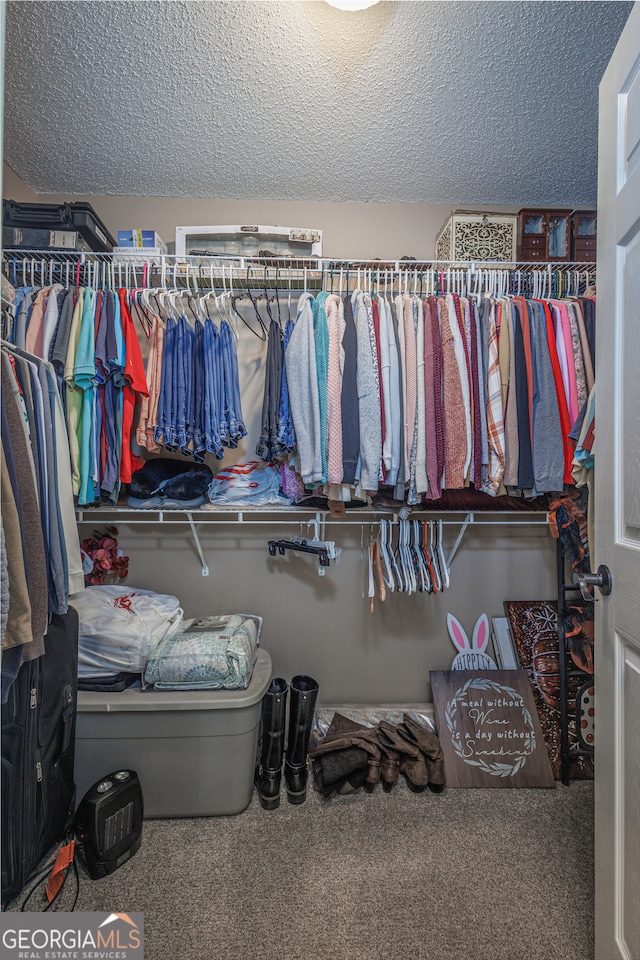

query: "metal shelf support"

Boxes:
[186, 513, 209, 577]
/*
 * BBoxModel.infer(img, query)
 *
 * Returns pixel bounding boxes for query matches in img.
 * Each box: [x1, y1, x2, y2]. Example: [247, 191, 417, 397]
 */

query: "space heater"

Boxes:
[75, 770, 143, 880]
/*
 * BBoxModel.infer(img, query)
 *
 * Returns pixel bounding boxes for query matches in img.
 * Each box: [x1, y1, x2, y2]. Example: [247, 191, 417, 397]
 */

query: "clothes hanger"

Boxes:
[436, 519, 450, 590]
[185, 294, 203, 325]
[394, 520, 408, 594]
[426, 521, 441, 593]
[232, 265, 268, 340]
[221, 266, 240, 338]
[198, 263, 218, 323]
[421, 522, 437, 594]
[221, 290, 241, 340]
[157, 290, 179, 322]
[404, 519, 417, 594]
[169, 289, 189, 324]
[411, 520, 429, 593]
[129, 288, 153, 338]
[380, 520, 398, 593]
[368, 537, 376, 612]
[139, 287, 162, 324]
[273, 266, 283, 335]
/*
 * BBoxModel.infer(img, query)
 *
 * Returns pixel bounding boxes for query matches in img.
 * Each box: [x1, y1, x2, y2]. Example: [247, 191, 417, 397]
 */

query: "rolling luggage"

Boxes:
[1, 608, 79, 907]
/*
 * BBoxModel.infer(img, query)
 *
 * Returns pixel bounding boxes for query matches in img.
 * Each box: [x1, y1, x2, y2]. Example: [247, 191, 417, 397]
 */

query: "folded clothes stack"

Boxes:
[126, 458, 213, 509]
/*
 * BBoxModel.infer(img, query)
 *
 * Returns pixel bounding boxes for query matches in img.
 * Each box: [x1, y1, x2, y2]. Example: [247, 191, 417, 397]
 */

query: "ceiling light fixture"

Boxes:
[325, 0, 379, 10]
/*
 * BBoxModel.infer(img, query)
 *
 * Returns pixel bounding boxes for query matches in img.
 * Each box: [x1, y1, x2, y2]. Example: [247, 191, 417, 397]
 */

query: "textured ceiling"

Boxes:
[3, 0, 633, 205]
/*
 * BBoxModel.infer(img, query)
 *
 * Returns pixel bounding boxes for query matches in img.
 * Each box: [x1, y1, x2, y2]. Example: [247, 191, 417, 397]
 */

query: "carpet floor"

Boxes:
[16, 780, 594, 960]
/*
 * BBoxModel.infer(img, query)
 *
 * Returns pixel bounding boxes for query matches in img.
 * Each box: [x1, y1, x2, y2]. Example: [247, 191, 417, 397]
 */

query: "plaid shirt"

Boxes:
[481, 298, 505, 495]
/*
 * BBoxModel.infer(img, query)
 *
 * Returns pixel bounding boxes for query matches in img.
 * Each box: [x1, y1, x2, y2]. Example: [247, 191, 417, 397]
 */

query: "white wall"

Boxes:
[2, 162, 38, 202]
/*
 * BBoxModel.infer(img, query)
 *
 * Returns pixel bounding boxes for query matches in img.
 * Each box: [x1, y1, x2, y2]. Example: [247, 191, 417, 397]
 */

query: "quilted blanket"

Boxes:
[143, 614, 262, 690]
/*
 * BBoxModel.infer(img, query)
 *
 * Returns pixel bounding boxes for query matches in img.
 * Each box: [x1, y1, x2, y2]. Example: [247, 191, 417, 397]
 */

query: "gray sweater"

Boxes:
[530, 301, 565, 493]
[354, 291, 382, 492]
[285, 293, 323, 486]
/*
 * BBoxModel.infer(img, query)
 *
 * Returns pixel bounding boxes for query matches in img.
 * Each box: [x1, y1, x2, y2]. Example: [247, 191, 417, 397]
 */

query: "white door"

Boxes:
[596, 6, 640, 959]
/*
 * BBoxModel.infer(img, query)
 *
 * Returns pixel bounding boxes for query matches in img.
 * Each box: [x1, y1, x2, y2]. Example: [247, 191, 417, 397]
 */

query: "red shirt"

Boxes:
[118, 289, 149, 483]
[539, 300, 574, 483]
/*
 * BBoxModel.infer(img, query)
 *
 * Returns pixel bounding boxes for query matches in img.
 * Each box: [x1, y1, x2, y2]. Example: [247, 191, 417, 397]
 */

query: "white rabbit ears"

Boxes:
[447, 613, 490, 654]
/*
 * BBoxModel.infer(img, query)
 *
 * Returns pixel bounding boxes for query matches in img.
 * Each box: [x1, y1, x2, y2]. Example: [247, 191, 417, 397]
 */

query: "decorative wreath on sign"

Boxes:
[445, 677, 536, 778]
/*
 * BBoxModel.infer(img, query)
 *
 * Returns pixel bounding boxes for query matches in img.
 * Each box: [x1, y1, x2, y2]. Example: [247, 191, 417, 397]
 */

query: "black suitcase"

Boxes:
[3, 199, 116, 253]
[1, 608, 79, 907]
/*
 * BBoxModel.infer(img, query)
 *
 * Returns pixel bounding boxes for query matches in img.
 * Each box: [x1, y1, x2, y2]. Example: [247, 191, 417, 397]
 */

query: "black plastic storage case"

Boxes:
[3, 199, 116, 252]
[1, 609, 79, 907]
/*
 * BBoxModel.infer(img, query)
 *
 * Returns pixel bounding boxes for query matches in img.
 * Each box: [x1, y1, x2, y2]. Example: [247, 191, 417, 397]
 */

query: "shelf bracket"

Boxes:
[186, 513, 209, 576]
[447, 512, 473, 568]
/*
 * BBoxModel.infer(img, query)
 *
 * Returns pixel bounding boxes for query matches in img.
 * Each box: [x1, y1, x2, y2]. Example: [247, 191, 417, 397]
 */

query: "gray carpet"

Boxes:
[20, 781, 594, 960]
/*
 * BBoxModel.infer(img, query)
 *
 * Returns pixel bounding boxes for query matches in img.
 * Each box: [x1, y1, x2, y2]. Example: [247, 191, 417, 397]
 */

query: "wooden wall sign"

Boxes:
[430, 670, 555, 788]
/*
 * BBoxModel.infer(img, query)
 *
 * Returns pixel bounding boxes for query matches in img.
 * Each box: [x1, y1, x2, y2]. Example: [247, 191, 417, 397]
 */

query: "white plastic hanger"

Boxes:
[379, 519, 395, 592]
[426, 522, 441, 593]
[436, 519, 450, 589]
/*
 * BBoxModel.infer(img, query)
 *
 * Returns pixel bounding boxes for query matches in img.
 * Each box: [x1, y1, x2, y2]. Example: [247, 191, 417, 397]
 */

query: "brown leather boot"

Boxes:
[309, 715, 383, 792]
[378, 721, 429, 791]
[400, 714, 446, 792]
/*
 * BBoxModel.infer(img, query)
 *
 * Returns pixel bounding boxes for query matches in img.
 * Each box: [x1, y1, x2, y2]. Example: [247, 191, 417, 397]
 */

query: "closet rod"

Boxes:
[2, 248, 596, 270]
[3, 249, 595, 297]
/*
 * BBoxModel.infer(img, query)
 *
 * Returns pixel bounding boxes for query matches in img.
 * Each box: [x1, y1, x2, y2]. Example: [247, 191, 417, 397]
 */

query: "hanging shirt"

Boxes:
[385, 295, 402, 489]
[530, 300, 564, 493]
[277, 317, 296, 453]
[220, 317, 246, 449]
[24, 287, 50, 357]
[314, 291, 330, 486]
[377, 297, 392, 477]
[402, 293, 417, 474]
[118, 289, 148, 484]
[540, 300, 574, 484]
[392, 294, 407, 495]
[502, 300, 520, 488]
[439, 296, 466, 489]
[414, 296, 428, 495]
[41, 284, 63, 360]
[340, 293, 359, 486]
[446, 294, 472, 484]
[466, 298, 483, 487]
[567, 302, 588, 418]
[355, 291, 382, 493]
[286, 293, 322, 486]
[481, 298, 505, 496]
[201, 316, 223, 459]
[430, 296, 445, 497]
[189, 318, 206, 461]
[63, 289, 85, 495]
[513, 301, 534, 490]
[74, 288, 97, 505]
[325, 293, 343, 485]
[423, 297, 439, 499]
[256, 317, 284, 462]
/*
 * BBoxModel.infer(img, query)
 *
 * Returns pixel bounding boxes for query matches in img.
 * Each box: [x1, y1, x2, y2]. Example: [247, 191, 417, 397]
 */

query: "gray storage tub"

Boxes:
[75, 648, 272, 818]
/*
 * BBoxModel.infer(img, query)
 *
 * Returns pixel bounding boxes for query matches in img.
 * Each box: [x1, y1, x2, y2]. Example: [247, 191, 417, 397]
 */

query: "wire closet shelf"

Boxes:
[2, 249, 596, 299]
